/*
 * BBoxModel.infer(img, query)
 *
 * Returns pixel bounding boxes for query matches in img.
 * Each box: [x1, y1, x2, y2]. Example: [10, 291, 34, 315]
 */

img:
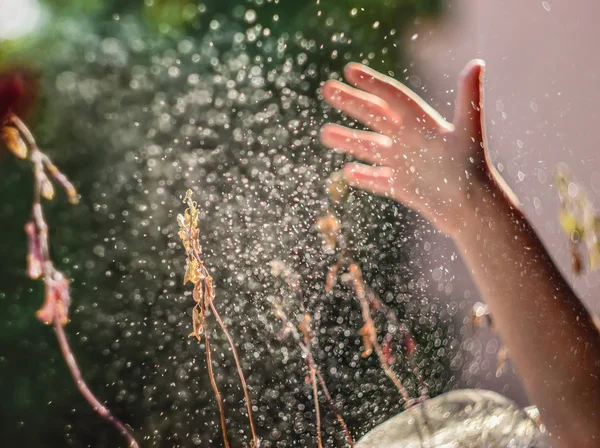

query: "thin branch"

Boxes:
[314, 370, 354, 447]
[319, 193, 428, 406]
[203, 320, 231, 448]
[54, 320, 139, 448]
[270, 300, 354, 447]
[311, 368, 323, 448]
[363, 283, 428, 402]
[348, 264, 412, 405]
[209, 302, 259, 447]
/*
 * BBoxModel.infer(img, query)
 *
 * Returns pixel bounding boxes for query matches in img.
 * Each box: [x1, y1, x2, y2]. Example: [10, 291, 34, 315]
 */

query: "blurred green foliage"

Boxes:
[21, 0, 441, 69]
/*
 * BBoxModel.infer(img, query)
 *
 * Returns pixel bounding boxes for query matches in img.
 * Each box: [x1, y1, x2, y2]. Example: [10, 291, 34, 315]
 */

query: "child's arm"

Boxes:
[321, 60, 600, 447]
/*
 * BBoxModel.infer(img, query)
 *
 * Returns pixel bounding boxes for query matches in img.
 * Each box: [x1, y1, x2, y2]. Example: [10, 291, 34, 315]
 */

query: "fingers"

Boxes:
[343, 62, 450, 131]
[454, 59, 485, 140]
[341, 163, 396, 198]
[320, 124, 395, 165]
[322, 80, 403, 136]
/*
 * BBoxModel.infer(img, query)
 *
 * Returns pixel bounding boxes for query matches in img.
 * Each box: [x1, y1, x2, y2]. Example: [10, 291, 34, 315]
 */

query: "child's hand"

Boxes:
[321, 60, 495, 235]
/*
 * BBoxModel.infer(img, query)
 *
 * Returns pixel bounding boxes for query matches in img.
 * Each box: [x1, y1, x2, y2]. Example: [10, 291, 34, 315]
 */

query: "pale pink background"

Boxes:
[403, 0, 600, 406]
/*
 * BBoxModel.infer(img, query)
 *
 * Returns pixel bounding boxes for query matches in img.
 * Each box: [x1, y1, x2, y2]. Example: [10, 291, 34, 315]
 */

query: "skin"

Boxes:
[321, 60, 600, 446]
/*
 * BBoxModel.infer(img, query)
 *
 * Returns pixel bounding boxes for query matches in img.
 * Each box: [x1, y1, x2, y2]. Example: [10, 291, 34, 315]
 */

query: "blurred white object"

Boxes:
[356, 389, 549, 448]
[0, 0, 43, 40]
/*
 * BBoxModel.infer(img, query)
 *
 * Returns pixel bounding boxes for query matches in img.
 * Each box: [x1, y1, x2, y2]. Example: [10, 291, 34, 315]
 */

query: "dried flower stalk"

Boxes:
[268, 292, 354, 447]
[178, 190, 259, 448]
[269, 260, 354, 446]
[318, 172, 428, 408]
[1, 113, 138, 447]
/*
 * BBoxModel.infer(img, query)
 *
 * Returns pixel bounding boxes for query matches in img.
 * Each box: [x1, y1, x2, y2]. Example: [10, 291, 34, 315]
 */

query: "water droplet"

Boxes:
[244, 9, 257, 24]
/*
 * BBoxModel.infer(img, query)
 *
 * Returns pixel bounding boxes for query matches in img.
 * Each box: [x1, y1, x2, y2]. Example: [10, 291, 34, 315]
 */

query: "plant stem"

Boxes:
[314, 370, 354, 447]
[210, 302, 259, 447]
[311, 368, 323, 448]
[349, 269, 412, 405]
[10, 112, 139, 448]
[270, 300, 354, 447]
[54, 318, 139, 448]
[203, 320, 231, 448]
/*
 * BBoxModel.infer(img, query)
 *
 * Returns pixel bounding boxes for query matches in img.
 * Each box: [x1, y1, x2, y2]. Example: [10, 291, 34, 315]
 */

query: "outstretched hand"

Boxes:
[321, 60, 498, 235]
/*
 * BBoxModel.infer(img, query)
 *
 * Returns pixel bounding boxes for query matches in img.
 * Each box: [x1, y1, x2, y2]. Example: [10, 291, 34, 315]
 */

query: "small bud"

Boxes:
[358, 321, 375, 358]
[316, 211, 340, 251]
[1, 126, 27, 159]
[40, 175, 55, 200]
[326, 171, 349, 204]
[45, 163, 79, 204]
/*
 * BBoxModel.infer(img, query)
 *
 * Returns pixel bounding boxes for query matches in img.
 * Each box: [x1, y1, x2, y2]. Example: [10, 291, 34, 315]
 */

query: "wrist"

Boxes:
[449, 177, 522, 243]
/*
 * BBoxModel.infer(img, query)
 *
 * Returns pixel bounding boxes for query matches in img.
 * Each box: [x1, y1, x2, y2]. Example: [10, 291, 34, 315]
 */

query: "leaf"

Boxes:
[189, 304, 204, 341]
[192, 280, 204, 304]
[184, 258, 203, 285]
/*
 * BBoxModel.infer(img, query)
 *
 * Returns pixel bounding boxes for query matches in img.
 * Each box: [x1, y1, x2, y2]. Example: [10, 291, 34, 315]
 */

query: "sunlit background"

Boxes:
[0, 0, 597, 447]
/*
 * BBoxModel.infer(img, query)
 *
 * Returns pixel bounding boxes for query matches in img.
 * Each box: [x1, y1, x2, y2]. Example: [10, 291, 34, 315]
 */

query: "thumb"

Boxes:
[454, 59, 485, 142]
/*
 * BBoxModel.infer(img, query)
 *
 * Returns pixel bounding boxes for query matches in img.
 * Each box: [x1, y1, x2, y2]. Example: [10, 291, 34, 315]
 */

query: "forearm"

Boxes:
[453, 184, 600, 445]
